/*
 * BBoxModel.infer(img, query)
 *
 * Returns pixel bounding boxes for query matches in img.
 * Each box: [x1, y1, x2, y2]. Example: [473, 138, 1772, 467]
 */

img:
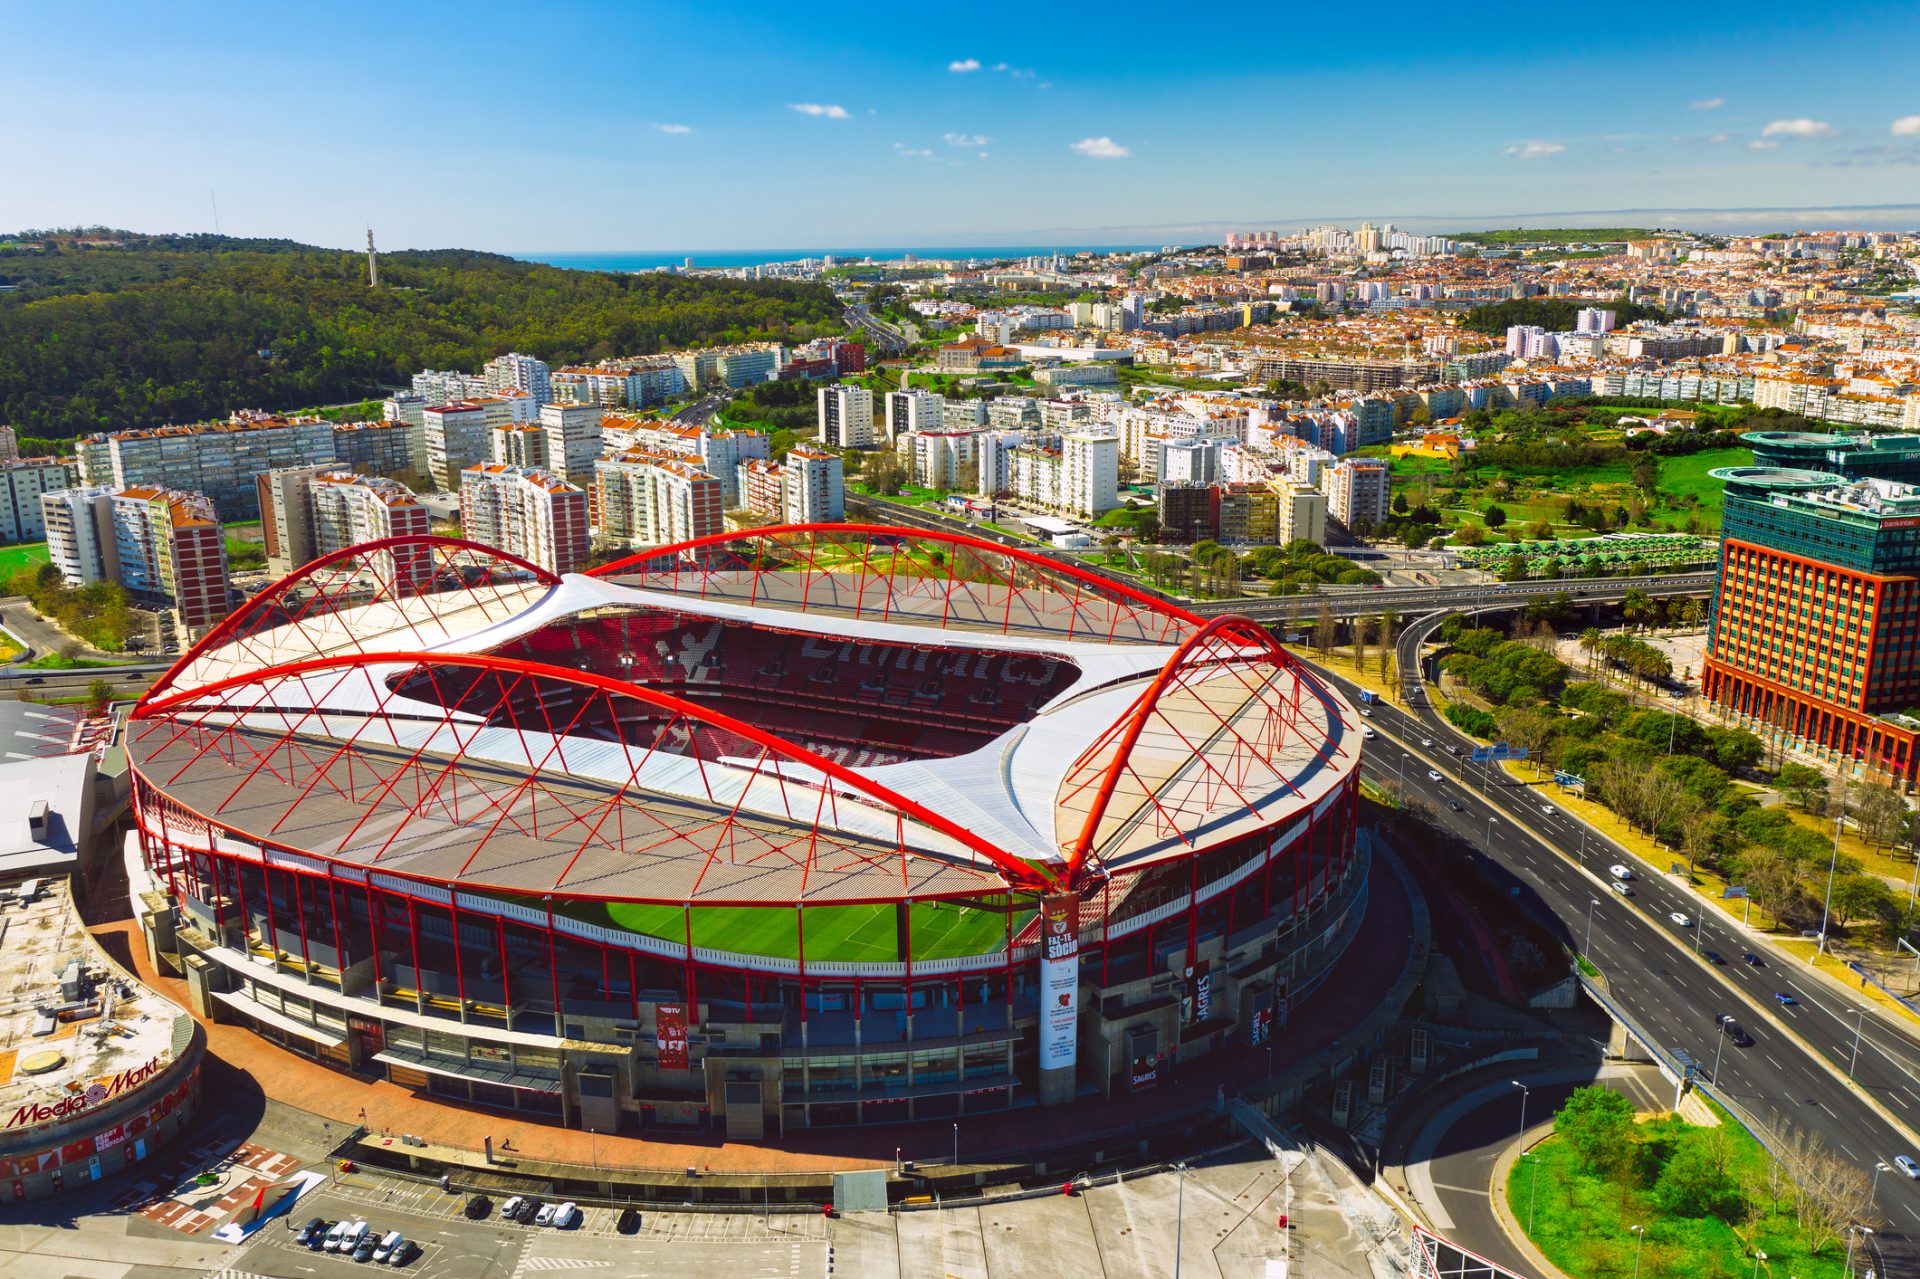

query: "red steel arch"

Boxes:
[132, 649, 1057, 895]
[590, 522, 1201, 643]
[1057, 614, 1346, 880]
[146, 536, 563, 704]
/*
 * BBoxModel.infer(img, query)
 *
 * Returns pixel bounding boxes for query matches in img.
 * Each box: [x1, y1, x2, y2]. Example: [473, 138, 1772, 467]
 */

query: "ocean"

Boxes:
[519, 245, 1168, 272]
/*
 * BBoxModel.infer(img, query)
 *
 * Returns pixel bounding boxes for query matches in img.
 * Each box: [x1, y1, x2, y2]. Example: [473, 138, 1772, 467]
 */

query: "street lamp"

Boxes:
[1871, 1160, 1892, 1205]
[1751, 1248, 1767, 1279]
[1585, 897, 1599, 960]
[1511, 1080, 1530, 1144]
[1818, 804, 1845, 957]
[952, 1122, 959, 1168]
[1844, 1008, 1866, 1080]
[1630, 1225, 1646, 1279]
[1710, 1019, 1728, 1087]
[1485, 814, 1497, 854]
[1843, 1225, 1872, 1279]
[1172, 1161, 1190, 1279]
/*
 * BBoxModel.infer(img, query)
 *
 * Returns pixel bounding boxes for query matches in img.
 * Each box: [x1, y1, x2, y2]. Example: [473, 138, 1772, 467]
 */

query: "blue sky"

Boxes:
[5, 0, 1920, 251]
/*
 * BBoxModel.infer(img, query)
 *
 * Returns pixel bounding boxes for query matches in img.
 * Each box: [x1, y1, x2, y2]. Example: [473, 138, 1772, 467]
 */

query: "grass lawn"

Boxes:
[24, 653, 124, 670]
[583, 899, 1033, 963]
[1659, 447, 1752, 527]
[0, 541, 50, 577]
[1511, 1110, 1848, 1279]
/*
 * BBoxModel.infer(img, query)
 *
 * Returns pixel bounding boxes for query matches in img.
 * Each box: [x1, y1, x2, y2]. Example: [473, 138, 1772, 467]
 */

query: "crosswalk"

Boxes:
[199, 1269, 271, 1279]
[516, 1260, 614, 1273]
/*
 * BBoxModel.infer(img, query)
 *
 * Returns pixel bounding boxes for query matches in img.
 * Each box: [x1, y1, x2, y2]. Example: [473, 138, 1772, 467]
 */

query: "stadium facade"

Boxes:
[131, 527, 1364, 1138]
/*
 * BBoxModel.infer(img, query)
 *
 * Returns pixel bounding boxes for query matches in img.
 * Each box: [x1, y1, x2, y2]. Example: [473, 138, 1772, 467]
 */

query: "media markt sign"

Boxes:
[1039, 893, 1079, 1072]
[5, 1056, 167, 1131]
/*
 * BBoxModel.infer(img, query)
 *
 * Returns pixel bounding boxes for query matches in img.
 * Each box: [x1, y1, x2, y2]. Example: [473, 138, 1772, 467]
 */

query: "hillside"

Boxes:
[1454, 227, 1661, 246]
[0, 230, 845, 438]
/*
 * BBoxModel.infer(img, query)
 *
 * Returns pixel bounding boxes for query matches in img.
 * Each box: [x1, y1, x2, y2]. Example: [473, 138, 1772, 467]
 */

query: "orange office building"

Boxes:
[1703, 466, 1920, 784]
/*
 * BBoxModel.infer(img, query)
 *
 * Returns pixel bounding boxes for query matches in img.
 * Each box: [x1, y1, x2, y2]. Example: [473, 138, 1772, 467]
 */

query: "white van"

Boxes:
[323, 1221, 352, 1252]
[1608, 864, 1632, 881]
[373, 1230, 404, 1263]
[334, 1219, 370, 1253]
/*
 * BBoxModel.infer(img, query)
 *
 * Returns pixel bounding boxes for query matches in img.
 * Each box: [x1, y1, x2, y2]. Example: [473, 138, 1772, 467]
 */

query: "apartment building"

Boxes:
[904, 431, 979, 490]
[426, 397, 532, 491]
[459, 464, 589, 576]
[41, 486, 116, 588]
[484, 352, 552, 405]
[0, 458, 80, 543]
[539, 402, 605, 485]
[1274, 482, 1329, 546]
[783, 446, 845, 523]
[1324, 458, 1391, 529]
[816, 385, 875, 449]
[0, 426, 17, 462]
[75, 416, 336, 521]
[552, 359, 688, 410]
[738, 458, 786, 519]
[490, 422, 552, 472]
[884, 390, 947, 440]
[258, 466, 430, 577]
[698, 429, 770, 508]
[331, 419, 424, 479]
[411, 369, 489, 405]
[594, 451, 725, 547]
[673, 343, 781, 391]
[1062, 431, 1120, 517]
[56, 487, 233, 633]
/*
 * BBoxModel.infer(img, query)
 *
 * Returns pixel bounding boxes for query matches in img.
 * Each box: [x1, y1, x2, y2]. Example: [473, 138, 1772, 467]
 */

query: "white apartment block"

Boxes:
[426, 398, 529, 491]
[1062, 431, 1120, 517]
[1324, 458, 1391, 529]
[903, 431, 979, 491]
[594, 452, 725, 547]
[484, 352, 553, 405]
[410, 369, 489, 406]
[459, 464, 589, 576]
[942, 398, 990, 431]
[0, 459, 80, 543]
[41, 486, 116, 587]
[975, 430, 1041, 499]
[75, 416, 335, 521]
[0, 426, 17, 462]
[783, 447, 844, 523]
[698, 430, 771, 508]
[884, 390, 946, 440]
[817, 385, 875, 449]
[738, 458, 786, 519]
[539, 402, 604, 486]
[1006, 445, 1064, 510]
[1273, 482, 1328, 546]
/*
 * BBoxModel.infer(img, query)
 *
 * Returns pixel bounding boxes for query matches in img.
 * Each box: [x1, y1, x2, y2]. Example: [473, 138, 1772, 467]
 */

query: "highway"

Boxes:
[1326, 625, 1920, 1258]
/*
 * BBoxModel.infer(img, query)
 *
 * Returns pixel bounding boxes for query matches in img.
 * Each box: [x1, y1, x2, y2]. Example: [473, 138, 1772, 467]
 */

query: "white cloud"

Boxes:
[656, 123, 692, 135]
[990, 62, 1009, 71]
[1748, 139, 1780, 150]
[1070, 136, 1129, 159]
[943, 131, 990, 147]
[1892, 116, 1920, 137]
[978, 151, 990, 159]
[790, 103, 851, 120]
[1708, 133, 1729, 144]
[1503, 140, 1566, 159]
[948, 58, 980, 73]
[1690, 97, 1725, 111]
[1762, 118, 1834, 138]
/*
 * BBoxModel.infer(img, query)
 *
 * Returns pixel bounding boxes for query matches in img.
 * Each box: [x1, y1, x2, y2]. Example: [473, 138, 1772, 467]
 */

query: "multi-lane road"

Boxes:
[1325, 622, 1920, 1260]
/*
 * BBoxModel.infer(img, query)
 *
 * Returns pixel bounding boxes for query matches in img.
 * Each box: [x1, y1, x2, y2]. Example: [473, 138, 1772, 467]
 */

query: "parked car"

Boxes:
[388, 1239, 420, 1266]
[353, 1233, 380, 1263]
[309, 1221, 339, 1251]
[373, 1231, 404, 1263]
[551, 1202, 580, 1229]
[617, 1207, 643, 1234]
[323, 1221, 353, 1253]
[515, 1198, 543, 1224]
[534, 1203, 557, 1227]
[335, 1219, 370, 1254]
[1669, 911, 1692, 927]
[465, 1196, 492, 1220]
[500, 1196, 526, 1221]
[1774, 991, 1797, 1006]
[1608, 864, 1633, 881]
[295, 1217, 326, 1245]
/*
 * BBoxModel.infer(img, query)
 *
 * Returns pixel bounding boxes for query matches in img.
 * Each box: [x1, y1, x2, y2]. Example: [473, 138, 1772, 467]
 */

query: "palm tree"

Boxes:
[1579, 627, 1603, 673]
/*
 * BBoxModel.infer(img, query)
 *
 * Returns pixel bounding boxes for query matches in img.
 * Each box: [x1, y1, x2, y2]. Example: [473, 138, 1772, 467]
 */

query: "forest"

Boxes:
[1459, 296, 1664, 335]
[0, 231, 845, 437]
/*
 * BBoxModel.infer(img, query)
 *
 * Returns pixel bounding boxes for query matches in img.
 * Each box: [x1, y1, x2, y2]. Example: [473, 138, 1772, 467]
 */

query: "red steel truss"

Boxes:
[591, 523, 1201, 645]
[1056, 615, 1348, 880]
[130, 650, 1055, 902]
[149, 535, 562, 702]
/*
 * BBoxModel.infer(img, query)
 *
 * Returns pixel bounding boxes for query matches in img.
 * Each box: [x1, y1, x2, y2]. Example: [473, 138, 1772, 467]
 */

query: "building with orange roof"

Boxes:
[41, 486, 232, 634]
[459, 464, 588, 576]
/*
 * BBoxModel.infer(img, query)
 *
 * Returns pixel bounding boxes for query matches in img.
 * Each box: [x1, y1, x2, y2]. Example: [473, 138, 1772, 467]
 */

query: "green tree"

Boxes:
[1775, 763, 1828, 813]
[85, 677, 114, 709]
[1553, 1085, 1635, 1173]
[1484, 504, 1508, 530]
[1653, 1127, 1740, 1217]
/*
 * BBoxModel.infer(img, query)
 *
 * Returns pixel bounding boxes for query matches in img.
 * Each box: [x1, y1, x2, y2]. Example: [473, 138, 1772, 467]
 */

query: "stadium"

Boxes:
[129, 526, 1366, 1137]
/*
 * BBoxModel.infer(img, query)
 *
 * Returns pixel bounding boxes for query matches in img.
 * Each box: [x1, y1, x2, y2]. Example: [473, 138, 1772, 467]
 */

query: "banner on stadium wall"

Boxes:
[1039, 894, 1079, 1072]
[656, 1003, 689, 1071]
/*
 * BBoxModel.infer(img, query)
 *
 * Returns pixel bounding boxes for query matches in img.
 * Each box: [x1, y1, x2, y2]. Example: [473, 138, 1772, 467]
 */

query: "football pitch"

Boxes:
[589, 898, 1033, 963]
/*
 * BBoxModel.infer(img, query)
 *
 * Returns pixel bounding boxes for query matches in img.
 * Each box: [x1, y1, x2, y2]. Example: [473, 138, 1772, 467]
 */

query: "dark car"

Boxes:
[295, 1217, 326, 1245]
[388, 1239, 421, 1267]
[1774, 991, 1797, 1006]
[515, 1198, 543, 1224]
[1703, 950, 1726, 965]
[1742, 952, 1764, 966]
[307, 1221, 336, 1251]
[1727, 1023, 1754, 1047]
[1446, 800, 1463, 812]
[465, 1196, 492, 1220]
[617, 1206, 642, 1235]
[353, 1235, 379, 1263]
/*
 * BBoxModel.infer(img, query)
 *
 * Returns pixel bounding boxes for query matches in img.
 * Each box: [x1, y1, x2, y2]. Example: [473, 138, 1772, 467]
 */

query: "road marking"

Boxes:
[1767, 1055, 1784, 1070]
[1840, 1143, 1859, 1159]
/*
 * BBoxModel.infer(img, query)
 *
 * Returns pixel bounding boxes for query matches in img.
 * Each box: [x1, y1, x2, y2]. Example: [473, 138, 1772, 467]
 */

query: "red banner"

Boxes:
[656, 1003, 689, 1071]
[60, 1138, 94, 1165]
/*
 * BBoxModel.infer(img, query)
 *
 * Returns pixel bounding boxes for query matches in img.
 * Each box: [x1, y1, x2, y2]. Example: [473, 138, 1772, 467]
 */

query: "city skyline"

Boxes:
[5, 0, 1920, 253]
